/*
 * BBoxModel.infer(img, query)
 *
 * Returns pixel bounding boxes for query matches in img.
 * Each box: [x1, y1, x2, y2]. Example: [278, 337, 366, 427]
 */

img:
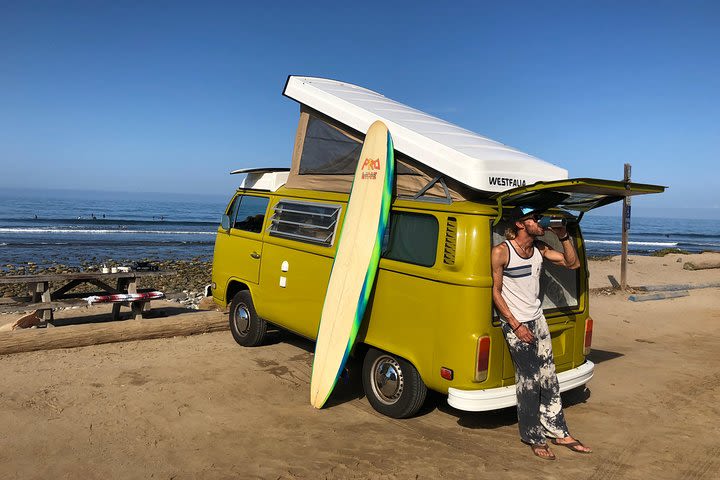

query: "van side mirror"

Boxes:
[221, 214, 231, 230]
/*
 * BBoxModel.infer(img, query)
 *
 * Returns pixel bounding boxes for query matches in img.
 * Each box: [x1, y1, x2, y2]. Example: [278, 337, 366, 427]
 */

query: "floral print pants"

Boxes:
[502, 316, 570, 445]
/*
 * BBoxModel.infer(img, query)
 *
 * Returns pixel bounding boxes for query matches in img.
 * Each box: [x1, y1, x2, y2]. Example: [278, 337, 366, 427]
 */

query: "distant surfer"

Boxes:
[491, 207, 592, 460]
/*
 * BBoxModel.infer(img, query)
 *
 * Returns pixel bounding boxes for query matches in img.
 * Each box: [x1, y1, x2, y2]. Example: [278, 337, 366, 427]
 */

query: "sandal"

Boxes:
[551, 438, 592, 454]
[530, 443, 556, 460]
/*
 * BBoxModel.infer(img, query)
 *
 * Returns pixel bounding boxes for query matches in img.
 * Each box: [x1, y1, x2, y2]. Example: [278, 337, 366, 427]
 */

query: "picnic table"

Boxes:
[0, 270, 174, 324]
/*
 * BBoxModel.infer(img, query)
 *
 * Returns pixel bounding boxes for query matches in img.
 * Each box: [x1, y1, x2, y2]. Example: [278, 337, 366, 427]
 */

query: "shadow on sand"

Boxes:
[48, 306, 203, 327]
[241, 327, 602, 428]
[588, 348, 624, 364]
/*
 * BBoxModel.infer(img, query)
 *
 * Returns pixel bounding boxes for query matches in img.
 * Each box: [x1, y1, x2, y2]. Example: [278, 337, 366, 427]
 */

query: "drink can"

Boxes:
[538, 217, 567, 228]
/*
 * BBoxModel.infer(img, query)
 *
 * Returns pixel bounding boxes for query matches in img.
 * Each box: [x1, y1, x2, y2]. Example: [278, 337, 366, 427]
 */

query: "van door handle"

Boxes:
[250, 252, 261, 259]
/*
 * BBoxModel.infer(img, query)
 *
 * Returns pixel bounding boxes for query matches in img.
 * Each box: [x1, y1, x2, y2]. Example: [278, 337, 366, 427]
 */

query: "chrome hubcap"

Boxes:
[233, 304, 250, 336]
[371, 355, 403, 405]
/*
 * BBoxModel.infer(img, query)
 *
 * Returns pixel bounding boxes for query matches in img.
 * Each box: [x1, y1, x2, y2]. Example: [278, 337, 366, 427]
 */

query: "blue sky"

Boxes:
[1, 1, 718, 217]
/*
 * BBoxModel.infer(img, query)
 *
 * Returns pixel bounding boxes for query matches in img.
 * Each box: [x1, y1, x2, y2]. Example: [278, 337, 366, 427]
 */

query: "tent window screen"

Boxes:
[383, 212, 438, 267]
[268, 200, 341, 246]
[299, 117, 362, 174]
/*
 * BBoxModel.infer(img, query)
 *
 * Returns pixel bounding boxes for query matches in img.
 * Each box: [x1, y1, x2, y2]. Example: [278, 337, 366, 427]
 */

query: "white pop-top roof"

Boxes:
[283, 76, 568, 193]
[231, 168, 289, 191]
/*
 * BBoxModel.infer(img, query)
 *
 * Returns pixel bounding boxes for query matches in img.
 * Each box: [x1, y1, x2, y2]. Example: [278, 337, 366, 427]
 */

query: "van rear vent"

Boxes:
[443, 217, 457, 265]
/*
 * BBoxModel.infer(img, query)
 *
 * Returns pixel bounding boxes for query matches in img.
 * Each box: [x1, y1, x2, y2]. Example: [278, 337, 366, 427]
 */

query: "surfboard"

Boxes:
[310, 120, 395, 409]
[84, 291, 165, 305]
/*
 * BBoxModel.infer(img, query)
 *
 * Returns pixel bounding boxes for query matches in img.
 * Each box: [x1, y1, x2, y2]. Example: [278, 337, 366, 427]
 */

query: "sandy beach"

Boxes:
[0, 253, 718, 479]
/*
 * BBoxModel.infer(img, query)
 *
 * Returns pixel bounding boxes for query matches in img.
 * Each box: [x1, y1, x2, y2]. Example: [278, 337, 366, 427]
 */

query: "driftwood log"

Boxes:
[628, 291, 690, 302]
[0, 311, 228, 355]
[683, 261, 720, 271]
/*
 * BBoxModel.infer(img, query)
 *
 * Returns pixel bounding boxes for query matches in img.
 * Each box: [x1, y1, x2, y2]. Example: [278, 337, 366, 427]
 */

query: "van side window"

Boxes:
[383, 212, 438, 267]
[269, 200, 341, 246]
[231, 195, 269, 233]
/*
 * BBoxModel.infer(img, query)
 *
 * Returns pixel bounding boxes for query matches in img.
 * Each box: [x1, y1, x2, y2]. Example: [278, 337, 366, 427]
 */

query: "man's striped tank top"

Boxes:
[501, 239, 543, 323]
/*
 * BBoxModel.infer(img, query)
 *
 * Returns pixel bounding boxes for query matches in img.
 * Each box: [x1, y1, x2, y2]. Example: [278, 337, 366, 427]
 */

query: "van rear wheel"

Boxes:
[229, 290, 267, 347]
[362, 348, 427, 419]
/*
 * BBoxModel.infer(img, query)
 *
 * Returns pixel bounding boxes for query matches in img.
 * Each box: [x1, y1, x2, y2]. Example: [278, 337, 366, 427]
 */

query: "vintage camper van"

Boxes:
[211, 77, 663, 418]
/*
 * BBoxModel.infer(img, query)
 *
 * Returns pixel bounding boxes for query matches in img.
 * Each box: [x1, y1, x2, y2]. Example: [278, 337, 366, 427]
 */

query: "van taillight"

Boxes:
[475, 336, 491, 382]
[583, 317, 594, 356]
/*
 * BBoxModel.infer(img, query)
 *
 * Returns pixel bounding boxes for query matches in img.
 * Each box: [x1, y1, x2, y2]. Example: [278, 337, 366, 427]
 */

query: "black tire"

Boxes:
[228, 290, 267, 347]
[362, 348, 427, 419]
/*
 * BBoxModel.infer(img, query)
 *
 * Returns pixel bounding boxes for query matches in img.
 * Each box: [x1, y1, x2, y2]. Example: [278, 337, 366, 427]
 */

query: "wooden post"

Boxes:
[111, 277, 128, 321]
[620, 164, 632, 290]
[34, 281, 53, 323]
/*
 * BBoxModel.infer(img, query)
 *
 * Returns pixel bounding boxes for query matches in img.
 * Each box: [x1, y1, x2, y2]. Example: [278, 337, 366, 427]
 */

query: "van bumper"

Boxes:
[447, 360, 594, 412]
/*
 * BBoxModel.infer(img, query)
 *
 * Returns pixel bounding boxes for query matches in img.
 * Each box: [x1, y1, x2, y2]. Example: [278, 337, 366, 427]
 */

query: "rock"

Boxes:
[197, 296, 220, 311]
[10, 310, 43, 329]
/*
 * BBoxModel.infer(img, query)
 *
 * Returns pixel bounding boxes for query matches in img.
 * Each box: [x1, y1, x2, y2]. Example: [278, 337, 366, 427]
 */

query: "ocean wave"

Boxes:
[0, 217, 218, 227]
[2, 240, 215, 247]
[0, 227, 215, 235]
[584, 240, 679, 247]
[584, 230, 719, 239]
[679, 241, 720, 248]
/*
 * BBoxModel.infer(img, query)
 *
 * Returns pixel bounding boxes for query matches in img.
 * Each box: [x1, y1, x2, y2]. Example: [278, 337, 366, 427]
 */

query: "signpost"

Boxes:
[620, 164, 632, 290]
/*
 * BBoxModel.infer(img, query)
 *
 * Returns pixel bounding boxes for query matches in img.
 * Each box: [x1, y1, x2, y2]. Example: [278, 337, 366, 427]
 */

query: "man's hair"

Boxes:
[505, 223, 519, 240]
[504, 206, 541, 240]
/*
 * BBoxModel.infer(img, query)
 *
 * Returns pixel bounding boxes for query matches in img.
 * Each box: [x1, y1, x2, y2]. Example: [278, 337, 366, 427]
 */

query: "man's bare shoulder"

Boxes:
[491, 241, 509, 254]
[491, 241, 510, 267]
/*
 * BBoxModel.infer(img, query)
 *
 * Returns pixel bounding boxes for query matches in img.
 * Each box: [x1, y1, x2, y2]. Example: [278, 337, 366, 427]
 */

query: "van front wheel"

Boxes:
[362, 348, 427, 419]
[229, 290, 267, 347]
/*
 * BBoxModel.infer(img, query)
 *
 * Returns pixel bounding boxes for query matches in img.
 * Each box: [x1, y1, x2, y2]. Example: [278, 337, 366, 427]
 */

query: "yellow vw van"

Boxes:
[211, 77, 664, 418]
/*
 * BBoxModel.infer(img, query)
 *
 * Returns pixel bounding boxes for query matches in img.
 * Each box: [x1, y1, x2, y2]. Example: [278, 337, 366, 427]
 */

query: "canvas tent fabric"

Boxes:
[283, 76, 569, 194]
[284, 108, 474, 201]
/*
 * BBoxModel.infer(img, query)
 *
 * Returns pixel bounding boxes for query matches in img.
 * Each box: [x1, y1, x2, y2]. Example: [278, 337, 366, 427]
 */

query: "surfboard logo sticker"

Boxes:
[361, 157, 381, 180]
[362, 158, 381, 170]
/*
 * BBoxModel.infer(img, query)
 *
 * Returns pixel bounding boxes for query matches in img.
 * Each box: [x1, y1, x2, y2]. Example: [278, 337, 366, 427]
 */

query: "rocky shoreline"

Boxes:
[1, 258, 213, 309]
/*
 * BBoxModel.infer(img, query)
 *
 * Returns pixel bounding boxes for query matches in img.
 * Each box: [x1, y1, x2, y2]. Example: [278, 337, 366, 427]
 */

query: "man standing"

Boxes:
[491, 207, 592, 460]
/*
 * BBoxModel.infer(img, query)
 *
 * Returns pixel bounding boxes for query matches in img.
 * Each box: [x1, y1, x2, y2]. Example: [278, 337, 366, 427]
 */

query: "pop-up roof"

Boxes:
[283, 76, 568, 193]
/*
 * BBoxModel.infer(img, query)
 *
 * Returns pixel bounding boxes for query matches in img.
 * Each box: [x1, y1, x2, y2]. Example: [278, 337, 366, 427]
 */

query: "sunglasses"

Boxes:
[522, 214, 543, 222]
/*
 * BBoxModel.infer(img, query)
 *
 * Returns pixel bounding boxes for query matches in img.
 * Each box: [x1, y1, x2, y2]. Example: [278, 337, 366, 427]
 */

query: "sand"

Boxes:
[0, 254, 718, 479]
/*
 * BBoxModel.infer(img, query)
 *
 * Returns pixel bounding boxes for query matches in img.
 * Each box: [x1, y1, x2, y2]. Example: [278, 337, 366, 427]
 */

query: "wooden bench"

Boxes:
[0, 271, 175, 324]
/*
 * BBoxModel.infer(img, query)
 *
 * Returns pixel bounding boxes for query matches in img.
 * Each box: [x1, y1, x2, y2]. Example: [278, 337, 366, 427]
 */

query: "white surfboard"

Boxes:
[310, 120, 395, 408]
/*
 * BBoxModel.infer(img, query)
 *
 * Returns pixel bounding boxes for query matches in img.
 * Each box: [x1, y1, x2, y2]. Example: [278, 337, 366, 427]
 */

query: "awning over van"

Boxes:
[492, 178, 666, 223]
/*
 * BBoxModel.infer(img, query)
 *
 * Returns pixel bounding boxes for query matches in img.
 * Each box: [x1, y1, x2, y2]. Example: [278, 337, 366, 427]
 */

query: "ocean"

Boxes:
[580, 215, 720, 257]
[0, 192, 224, 267]
[0, 192, 718, 267]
